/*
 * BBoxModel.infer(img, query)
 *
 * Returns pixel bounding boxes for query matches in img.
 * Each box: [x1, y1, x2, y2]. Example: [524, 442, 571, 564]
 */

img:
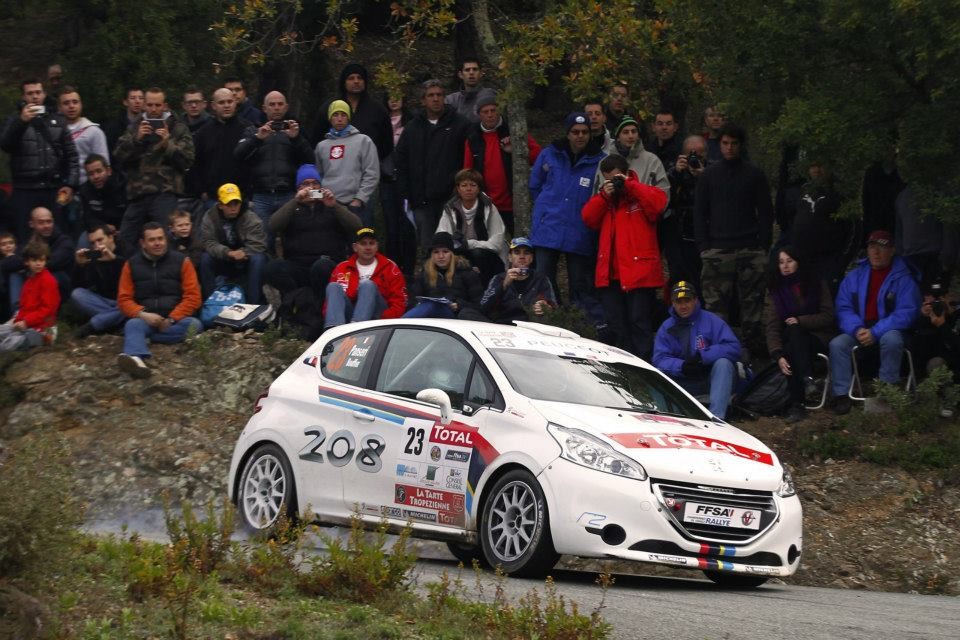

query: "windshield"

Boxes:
[491, 348, 711, 419]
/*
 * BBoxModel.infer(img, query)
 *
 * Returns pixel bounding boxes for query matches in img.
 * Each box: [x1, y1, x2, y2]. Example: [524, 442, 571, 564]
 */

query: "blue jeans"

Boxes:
[324, 280, 386, 327]
[534, 247, 605, 326]
[403, 300, 456, 319]
[122, 316, 203, 358]
[829, 330, 905, 396]
[200, 252, 268, 304]
[251, 191, 294, 254]
[70, 288, 126, 331]
[674, 357, 736, 419]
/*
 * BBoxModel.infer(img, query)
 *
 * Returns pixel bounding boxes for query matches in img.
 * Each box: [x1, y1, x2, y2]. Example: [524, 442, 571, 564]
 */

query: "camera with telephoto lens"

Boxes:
[687, 153, 702, 169]
[931, 283, 949, 316]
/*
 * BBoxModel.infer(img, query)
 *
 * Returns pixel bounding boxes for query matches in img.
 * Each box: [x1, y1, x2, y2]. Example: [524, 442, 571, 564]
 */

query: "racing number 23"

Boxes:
[404, 426, 425, 455]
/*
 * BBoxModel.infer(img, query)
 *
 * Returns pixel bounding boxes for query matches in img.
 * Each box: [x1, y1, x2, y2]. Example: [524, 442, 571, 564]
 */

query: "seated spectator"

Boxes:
[582, 154, 668, 360]
[314, 100, 380, 227]
[78, 154, 127, 236]
[763, 246, 836, 423]
[116, 223, 203, 378]
[199, 184, 268, 303]
[653, 281, 741, 420]
[404, 232, 483, 319]
[0, 240, 59, 351]
[911, 282, 960, 388]
[168, 209, 203, 267]
[436, 168, 507, 286]
[0, 232, 15, 320]
[479, 237, 557, 324]
[71, 224, 127, 338]
[324, 228, 407, 328]
[829, 230, 921, 414]
[3, 207, 74, 310]
[264, 164, 362, 307]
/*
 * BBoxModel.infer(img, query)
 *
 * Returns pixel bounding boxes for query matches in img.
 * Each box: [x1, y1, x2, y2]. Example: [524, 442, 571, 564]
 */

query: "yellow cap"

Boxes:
[217, 183, 242, 204]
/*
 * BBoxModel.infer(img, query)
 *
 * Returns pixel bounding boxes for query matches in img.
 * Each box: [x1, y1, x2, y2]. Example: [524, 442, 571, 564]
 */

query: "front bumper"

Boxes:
[538, 459, 802, 577]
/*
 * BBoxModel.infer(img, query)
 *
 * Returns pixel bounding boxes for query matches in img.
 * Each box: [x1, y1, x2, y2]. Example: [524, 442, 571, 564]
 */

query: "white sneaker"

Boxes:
[117, 353, 152, 379]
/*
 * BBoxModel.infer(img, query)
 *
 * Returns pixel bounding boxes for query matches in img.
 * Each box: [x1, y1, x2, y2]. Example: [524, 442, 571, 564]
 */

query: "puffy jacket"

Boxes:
[0, 111, 79, 189]
[479, 271, 557, 324]
[582, 171, 668, 290]
[653, 302, 741, 377]
[118, 249, 201, 320]
[234, 118, 314, 193]
[15, 268, 60, 330]
[395, 105, 470, 205]
[436, 193, 508, 265]
[268, 198, 362, 268]
[835, 255, 921, 338]
[327, 253, 408, 319]
[529, 137, 605, 256]
[409, 258, 483, 313]
[199, 203, 267, 259]
[113, 114, 194, 198]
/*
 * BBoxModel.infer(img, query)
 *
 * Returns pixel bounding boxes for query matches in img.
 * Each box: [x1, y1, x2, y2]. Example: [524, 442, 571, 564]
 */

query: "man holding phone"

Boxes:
[113, 87, 194, 256]
[0, 78, 79, 242]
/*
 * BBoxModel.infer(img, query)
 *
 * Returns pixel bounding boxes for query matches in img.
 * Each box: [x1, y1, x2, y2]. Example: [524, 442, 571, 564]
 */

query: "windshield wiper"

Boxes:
[606, 406, 692, 419]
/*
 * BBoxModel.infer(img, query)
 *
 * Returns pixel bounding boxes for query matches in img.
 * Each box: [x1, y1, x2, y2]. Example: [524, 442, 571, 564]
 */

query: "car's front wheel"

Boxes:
[479, 469, 559, 577]
[703, 570, 769, 588]
[237, 444, 298, 532]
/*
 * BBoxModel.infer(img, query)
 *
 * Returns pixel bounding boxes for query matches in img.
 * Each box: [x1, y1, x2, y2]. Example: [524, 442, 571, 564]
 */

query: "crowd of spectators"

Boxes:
[1, 60, 957, 419]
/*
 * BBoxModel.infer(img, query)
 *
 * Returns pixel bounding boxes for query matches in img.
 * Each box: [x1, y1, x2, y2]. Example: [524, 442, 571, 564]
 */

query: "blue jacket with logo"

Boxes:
[529, 137, 605, 256]
[653, 302, 741, 377]
[835, 255, 920, 338]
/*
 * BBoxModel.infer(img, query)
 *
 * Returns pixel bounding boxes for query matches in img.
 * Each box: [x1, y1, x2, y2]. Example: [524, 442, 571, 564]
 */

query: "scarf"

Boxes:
[772, 273, 820, 320]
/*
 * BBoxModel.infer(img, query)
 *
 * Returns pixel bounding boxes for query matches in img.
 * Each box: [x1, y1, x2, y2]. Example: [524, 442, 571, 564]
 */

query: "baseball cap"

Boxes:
[217, 183, 242, 204]
[672, 280, 697, 300]
[867, 230, 893, 246]
[509, 236, 533, 250]
[355, 227, 376, 241]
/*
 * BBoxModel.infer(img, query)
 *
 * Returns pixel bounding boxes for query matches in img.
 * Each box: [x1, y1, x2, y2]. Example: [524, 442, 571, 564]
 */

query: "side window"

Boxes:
[467, 364, 497, 408]
[376, 329, 474, 407]
[320, 331, 380, 385]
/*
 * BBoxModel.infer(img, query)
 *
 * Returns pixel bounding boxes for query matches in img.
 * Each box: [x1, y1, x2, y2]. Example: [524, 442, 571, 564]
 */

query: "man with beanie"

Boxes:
[263, 164, 362, 308]
[599, 116, 669, 200]
[463, 96, 541, 235]
[529, 112, 606, 326]
[199, 183, 268, 303]
[311, 62, 393, 164]
[315, 100, 380, 227]
[324, 227, 407, 327]
[445, 58, 496, 123]
[395, 79, 470, 250]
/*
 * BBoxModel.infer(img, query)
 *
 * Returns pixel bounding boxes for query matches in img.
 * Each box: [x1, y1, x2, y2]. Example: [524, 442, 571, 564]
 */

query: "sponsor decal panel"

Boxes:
[745, 565, 780, 575]
[438, 510, 465, 527]
[683, 503, 761, 530]
[395, 484, 464, 514]
[647, 553, 689, 565]
[605, 432, 774, 465]
[381, 506, 403, 518]
[403, 509, 437, 523]
[444, 468, 464, 491]
[430, 424, 475, 448]
[396, 463, 418, 478]
[445, 449, 470, 463]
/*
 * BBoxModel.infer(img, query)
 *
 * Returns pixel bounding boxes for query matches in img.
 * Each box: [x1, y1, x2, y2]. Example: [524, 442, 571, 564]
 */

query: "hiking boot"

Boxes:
[117, 353, 152, 379]
[831, 395, 852, 415]
[72, 322, 95, 340]
[785, 403, 806, 424]
[262, 284, 282, 309]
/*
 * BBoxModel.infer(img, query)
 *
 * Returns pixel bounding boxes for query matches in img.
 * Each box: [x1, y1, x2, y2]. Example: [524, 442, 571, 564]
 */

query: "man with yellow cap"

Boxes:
[314, 99, 380, 227]
[198, 183, 268, 303]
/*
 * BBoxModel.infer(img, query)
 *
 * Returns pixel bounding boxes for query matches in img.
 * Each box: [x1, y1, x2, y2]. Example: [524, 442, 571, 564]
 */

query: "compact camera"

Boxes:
[270, 120, 290, 131]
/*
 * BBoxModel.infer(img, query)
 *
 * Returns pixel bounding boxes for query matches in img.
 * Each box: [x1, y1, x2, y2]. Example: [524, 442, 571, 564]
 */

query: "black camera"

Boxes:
[687, 153, 702, 169]
[931, 283, 949, 316]
[270, 120, 290, 131]
[611, 175, 625, 192]
[86, 249, 102, 260]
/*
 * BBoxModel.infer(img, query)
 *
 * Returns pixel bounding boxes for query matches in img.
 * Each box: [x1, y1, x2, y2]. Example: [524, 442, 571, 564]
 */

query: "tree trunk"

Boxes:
[472, 0, 533, 235]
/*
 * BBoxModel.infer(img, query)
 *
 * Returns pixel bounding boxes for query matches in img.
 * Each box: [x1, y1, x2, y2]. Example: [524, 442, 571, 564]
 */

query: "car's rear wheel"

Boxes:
[479, 469, 559, 577]
[446, 541, 488, 568]
[237, 444, 297, 532]
[703, 570, 769, 588]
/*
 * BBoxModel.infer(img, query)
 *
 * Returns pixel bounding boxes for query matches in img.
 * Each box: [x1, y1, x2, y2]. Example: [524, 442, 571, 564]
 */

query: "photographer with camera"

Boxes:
[582, 154, 668, 359]
[662, 135, 707, 293]
[235, 91, 313, 254]
[70, 224, 127, 338]
[912, 282, 960, 390]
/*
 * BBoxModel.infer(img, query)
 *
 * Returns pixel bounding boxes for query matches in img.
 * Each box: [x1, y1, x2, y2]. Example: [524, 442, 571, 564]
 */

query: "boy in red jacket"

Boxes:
[324, 227, 408, 328]
[0, 241, 60, 351]
[582, 154, 668, 360]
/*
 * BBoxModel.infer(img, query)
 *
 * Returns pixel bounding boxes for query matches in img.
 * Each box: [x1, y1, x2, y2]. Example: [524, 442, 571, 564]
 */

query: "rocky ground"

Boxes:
[1, 330, 958, 596]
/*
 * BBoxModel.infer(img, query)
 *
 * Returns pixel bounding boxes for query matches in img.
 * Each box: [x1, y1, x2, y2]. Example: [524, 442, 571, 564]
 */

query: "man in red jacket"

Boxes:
[582, 154, 668, 359]
[324, 227, 408, 328]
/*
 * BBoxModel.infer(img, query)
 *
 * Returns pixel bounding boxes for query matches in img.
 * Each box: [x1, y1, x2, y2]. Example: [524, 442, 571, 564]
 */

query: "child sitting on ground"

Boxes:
[0, 240, 61, 351]
[168, 209, 203, 266]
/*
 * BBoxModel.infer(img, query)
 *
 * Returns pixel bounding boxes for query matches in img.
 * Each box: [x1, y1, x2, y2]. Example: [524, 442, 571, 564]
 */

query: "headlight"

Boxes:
[547, 424, 647, 481]
[777, 468, 796, 497]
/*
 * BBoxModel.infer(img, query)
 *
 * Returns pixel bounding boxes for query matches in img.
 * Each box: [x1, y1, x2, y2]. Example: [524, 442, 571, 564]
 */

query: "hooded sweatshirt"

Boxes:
[599, 138, 670, 200]
[311, 63, 393, 160]
[67, 117, 110, 182]
[315, 125, 380, 205]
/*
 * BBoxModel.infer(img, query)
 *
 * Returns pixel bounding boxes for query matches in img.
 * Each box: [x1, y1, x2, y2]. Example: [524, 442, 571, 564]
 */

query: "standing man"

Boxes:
[584, 99, 610, 147]
[703, 105, 725, 165]
[324, 227, 407, 328]
[444, 57, 496, 123]
[114, 87, 195, 256]
[0, 78, 79, 241]
[695, 122, 773, 356]
[395, 79, 470, 250]
[662, 135, 707, 292]
[224, 78, 265, 126]
[235, 90, 313, 251]
[310, 63, 393, 163]
[103, 87, 145, 160]
[651, 108, 683, 171]
[191, 87, 252, 202]
[605, 82, 630, 132]
[59, 86, 109, 183]
[116, 222, 202, 378]
[463, 96, 541, 235]
[180, 87, 210, 133]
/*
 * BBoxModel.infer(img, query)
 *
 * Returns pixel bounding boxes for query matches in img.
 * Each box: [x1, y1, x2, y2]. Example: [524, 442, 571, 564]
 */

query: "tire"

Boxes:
[237, 444, 298, 532]
[479, 469, 559, 577]
[446, 541, 488, 568]
[703, 570, 769, 588]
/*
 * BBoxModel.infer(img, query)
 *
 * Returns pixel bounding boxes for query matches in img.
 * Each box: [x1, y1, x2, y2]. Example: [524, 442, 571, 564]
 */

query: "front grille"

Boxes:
[651, 479, 778, 544]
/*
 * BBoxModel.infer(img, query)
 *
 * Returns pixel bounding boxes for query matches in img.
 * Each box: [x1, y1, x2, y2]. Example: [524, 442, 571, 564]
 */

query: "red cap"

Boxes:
[867, 230, 893, 246]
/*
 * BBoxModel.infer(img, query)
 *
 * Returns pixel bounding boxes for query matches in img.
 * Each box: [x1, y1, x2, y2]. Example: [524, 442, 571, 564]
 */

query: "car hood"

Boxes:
[531, 401, 784, 490]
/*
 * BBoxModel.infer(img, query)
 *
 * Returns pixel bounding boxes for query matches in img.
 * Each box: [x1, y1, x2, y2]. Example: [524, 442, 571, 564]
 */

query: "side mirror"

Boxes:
[416, 388, 452, 425]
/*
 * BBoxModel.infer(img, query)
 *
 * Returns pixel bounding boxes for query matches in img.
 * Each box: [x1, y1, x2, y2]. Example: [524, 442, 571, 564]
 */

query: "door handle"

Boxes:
[351, 409, 375, 422]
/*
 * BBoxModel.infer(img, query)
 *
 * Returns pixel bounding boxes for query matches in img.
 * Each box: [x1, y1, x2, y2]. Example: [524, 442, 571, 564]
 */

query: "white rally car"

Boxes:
[228, 319, 802, 587]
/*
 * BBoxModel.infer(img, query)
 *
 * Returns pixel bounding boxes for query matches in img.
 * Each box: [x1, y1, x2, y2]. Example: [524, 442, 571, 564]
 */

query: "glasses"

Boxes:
[300, 179, 321, 187]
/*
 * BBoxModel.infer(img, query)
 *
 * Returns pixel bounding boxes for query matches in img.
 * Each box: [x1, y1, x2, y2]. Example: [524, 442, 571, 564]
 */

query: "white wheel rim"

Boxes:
[242, 454, 287, 528]
[487, 480, 538, 561]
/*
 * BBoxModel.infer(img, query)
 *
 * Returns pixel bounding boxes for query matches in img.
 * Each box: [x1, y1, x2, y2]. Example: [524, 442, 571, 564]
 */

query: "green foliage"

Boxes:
[0, 432, 84, 579]
[233, 507, 311, 594]
[162, 493, 235, 577]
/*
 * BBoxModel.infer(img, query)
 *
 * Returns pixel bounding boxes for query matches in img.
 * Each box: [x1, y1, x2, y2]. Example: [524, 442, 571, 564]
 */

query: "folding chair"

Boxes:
[806, 352, 831, 410]
[848, 344, 916, 402]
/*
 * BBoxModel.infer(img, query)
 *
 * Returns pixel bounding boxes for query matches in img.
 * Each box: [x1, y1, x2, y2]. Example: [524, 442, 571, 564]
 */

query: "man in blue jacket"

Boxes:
[654, 281, 742, 419]
[829, 230, 921, 414]
[529, 112, 606, 327]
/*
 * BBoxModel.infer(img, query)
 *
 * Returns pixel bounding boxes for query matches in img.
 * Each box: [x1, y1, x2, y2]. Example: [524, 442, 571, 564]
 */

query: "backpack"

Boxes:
[212, 303, 276, 331]
[279, 286, 324, 341]
[200, 285, 245, 327]
[732, 362, 791, 418]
